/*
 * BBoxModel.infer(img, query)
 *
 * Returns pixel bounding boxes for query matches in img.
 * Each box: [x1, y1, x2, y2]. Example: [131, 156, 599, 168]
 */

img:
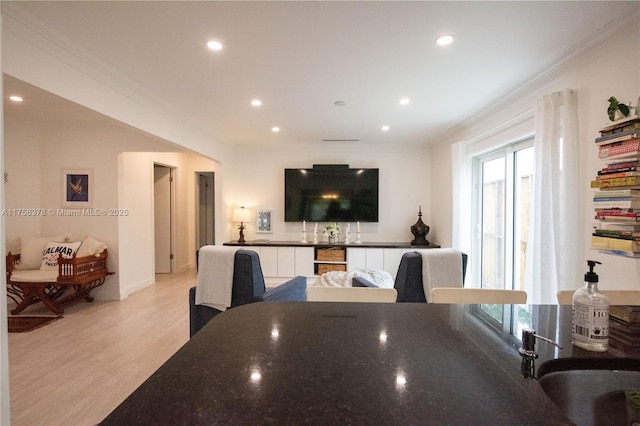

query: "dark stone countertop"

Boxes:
[100, 302, 636, 425]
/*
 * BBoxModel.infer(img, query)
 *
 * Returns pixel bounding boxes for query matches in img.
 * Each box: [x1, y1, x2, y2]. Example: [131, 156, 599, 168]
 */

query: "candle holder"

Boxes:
[355, 231, 362, 244]
[300, 231, 308, 244]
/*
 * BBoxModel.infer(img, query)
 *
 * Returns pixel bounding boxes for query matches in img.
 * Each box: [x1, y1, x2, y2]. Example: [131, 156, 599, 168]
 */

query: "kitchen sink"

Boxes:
[537, 358, 640, 426]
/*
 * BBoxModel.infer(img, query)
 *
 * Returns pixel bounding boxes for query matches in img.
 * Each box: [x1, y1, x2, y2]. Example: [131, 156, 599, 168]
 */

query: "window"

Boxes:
[472, 138, 533, 335]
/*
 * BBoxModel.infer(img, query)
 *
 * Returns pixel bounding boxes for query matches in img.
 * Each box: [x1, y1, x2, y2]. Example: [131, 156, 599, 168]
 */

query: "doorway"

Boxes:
[196, 172, 215, 249]
[154, 164, 174, 274]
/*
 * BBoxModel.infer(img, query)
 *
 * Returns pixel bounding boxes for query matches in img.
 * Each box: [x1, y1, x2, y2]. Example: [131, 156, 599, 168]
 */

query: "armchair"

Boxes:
[189, 249, 307, 337]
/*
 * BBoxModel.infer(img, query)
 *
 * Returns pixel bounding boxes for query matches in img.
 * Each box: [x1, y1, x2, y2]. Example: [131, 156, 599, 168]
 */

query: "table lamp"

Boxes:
[233, 207, 251, 244]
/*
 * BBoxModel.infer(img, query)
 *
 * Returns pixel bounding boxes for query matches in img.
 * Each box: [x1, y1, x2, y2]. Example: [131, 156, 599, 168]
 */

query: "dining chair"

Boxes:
[430, 288, 528, 304]
[556, 290, 640, 306]
[306, 286, 397, 303]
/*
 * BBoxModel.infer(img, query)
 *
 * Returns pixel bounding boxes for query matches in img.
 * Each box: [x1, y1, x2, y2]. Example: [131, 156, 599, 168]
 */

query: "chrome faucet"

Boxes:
[519, 328, 562, 379]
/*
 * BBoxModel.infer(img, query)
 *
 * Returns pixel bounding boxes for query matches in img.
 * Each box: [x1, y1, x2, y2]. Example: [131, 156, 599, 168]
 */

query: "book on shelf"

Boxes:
[598, 138, 640, 159]
[593, 228, 640, 239]
[600, 116, 640, 133]
[596, 222, 640, 232]
[598, 167, 638, 176]
[609, 326, 640, 354]
[600, 120, 640, 137]
[591, 176, 640, 189]
[595, 129, 638, 144]
[610, 316, 640, 334]
[593, 198, 640, 209]
[610, 305, 640, 323]
[591, 235, 640, 252]
[595, 171, 640, 180]
[593, 189, 640, 197]
[601, 160, 640, 172]
[595, 210, 640, 221]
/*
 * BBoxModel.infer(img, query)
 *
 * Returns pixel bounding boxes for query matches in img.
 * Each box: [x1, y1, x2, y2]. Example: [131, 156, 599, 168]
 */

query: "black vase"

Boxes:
[410, 208, 430, 246]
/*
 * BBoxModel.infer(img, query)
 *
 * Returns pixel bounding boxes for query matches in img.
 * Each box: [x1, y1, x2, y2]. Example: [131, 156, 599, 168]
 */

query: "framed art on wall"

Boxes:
[62, 168, 93, 208]
[257, 209, 272, 233]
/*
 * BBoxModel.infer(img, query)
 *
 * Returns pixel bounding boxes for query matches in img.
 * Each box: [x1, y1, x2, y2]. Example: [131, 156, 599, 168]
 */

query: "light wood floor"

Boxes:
[7, 269, 195, 426]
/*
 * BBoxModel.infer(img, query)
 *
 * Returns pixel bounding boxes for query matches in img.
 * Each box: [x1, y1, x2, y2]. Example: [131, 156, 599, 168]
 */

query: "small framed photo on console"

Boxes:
[257, 209, 272, 233]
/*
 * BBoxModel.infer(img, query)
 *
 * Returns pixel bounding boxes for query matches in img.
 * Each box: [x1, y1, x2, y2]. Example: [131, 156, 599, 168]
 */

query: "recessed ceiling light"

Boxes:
[435, 34, 455, 47]
[272, 126, 280, 133]
[251, 99, 262, 107]
[9, 95, 23, 102]
[206, 40, 223, 51]
[399, 98, 410, 106]
[381, 125, 390, 131]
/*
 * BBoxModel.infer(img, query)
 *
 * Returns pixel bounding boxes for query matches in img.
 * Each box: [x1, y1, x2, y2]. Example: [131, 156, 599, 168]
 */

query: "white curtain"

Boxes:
[451, 141, 474, 285]
[525, 89, 580, 304]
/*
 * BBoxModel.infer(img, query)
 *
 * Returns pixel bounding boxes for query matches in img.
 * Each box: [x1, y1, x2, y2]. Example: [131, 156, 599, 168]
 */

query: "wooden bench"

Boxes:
[6, 250, 113, 316]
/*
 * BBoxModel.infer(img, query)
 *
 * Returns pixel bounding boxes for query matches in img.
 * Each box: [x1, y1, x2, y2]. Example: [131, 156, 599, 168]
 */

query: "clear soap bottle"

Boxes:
[572, 260, 609, 352]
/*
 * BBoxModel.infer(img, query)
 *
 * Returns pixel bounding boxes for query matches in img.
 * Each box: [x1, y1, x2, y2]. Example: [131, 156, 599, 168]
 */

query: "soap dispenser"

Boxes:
[572, 260, 609, 352]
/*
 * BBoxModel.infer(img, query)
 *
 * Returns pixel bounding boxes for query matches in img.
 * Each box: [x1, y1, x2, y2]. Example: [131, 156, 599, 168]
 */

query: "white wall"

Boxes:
[226, 142, 432, 244]
[431, 19, 640, 291]
[117, 151, 219, 298]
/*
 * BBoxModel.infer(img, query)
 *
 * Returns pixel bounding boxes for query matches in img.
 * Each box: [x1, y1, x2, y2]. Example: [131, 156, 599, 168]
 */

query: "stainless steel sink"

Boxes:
[537, 358, 640, 426]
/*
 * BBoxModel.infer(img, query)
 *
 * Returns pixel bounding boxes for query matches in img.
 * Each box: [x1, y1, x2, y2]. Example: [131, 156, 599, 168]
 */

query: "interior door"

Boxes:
[154, 165, 172, 273]
[197, 172, 215, 249]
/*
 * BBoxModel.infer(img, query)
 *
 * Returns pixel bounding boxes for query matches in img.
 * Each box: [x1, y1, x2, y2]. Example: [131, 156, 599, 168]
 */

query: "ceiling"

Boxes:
[3, 1, 639, 148]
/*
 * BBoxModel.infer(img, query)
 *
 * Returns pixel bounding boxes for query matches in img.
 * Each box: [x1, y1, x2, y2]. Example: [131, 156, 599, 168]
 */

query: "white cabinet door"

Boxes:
[383, 249, 403, 278]
[260, 247, 278, 277]
[294, 247, 315, 277]
[277, 247, 295, 278]
[347, 248, 366, 270]
[365, 249, 384, 270]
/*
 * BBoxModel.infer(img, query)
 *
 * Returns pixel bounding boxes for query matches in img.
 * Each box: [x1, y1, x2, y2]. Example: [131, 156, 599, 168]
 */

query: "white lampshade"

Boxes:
[233, 207, 251, 222]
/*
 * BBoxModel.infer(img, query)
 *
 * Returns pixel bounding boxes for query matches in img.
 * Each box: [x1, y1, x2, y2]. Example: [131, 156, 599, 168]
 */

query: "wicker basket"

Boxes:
[316, 248, 346, 262]
[317, 263, 347, 275]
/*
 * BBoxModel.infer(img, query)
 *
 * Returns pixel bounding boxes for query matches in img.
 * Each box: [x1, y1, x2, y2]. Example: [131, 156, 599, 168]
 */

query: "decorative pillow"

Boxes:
[40, 241, 82, 271]
[76, 235, 107, 258]
[15, 235, 65, 270]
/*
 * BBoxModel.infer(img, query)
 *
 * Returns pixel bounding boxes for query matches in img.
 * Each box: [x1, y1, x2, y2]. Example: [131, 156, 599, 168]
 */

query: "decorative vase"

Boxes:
[410, 206, 430, 246]
[328, 235, 336, 244]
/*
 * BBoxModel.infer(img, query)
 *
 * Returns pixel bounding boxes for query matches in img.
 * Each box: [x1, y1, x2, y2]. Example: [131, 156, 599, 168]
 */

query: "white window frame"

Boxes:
[471, 137, 534, 333]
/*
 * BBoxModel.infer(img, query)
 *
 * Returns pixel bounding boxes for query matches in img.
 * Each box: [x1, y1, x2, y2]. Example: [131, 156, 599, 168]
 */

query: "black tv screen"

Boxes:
[284, 166, 379, 222]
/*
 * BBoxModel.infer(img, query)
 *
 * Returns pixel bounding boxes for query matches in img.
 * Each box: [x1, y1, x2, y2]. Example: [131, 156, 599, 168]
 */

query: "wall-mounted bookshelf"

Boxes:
[591, 115, 640, 258]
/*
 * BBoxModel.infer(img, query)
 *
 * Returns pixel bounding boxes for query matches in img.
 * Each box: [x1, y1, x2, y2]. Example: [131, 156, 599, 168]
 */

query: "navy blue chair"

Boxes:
[353, 251, 467, 302]
[189, 249, 307, 337]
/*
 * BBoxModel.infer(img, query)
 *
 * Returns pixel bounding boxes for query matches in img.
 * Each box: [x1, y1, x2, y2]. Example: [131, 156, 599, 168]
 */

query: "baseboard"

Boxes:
[118, 277, 155, 299]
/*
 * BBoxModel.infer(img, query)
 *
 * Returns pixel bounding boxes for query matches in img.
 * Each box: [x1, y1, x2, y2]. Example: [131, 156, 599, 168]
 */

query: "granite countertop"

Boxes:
[99, 302, 625, 425]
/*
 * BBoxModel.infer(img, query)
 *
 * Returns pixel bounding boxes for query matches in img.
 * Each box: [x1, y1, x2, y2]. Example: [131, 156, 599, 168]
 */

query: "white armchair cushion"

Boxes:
[9, 270, 59, 283]
[15, 235, 65, 270]
[40, 241, 81, 270]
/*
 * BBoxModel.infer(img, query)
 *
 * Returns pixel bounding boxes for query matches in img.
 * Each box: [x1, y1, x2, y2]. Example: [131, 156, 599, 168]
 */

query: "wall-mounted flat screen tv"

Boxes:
[284, 165, 379, 222]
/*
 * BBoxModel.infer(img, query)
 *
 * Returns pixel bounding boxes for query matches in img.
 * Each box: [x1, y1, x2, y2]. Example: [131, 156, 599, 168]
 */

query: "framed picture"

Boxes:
[256, 209, 272, 233]
[62, 168, 93, 208]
